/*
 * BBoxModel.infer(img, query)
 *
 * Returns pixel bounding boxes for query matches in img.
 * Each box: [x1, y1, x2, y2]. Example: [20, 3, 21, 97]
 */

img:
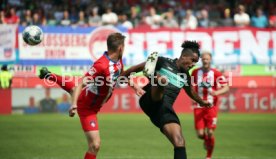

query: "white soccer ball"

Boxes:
[22, 25, 43, 46]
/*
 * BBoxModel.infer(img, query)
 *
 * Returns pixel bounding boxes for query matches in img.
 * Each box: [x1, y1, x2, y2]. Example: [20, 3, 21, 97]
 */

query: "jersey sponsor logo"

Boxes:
[158, 68, 187, 88]
[85, 83, 99, 95]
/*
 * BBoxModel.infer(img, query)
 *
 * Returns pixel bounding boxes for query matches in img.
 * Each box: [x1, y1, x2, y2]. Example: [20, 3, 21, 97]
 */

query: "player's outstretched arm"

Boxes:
[183, 73, 211, 107]
[120, 62, 146, 77]
[69, 77, 84, 117]
[211, 84, 229, 96]
[184, 86, 211, 107]
[128, 79, 145, 97]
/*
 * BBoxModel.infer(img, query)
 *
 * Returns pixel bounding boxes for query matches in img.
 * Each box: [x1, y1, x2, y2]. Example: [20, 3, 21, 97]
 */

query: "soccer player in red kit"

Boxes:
[191, 52, 229, 159]
[38, 32, 144, 159]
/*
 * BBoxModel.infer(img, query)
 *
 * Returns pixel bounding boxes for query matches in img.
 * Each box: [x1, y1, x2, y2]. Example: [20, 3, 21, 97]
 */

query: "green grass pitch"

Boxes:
[0, 113, 276, 159]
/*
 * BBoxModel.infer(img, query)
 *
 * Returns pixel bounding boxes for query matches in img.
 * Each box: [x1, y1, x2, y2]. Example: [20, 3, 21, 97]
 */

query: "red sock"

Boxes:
[48, 73, 75, 93]
[206, 136, 215, 158]
[84, 152, 96, 159]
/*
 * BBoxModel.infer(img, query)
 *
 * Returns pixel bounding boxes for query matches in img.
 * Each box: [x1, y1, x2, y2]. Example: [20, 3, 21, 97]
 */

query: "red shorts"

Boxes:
[194, 106, 218, 130]
[78, 113, 99, 132]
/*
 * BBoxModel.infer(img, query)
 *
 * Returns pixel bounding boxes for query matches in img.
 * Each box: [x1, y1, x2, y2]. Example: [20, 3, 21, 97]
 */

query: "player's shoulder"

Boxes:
[92, 55, 109, 70]
[211, 68, 222, 74]
[191, 67, 201, 75]
[158, 56, 174, 63]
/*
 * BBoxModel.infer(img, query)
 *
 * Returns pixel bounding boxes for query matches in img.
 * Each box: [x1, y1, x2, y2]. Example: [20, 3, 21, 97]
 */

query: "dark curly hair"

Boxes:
[181, 40, 200, 57]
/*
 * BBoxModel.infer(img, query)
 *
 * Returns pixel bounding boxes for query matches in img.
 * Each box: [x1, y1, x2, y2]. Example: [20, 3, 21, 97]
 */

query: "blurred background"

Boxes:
[0, 1, 276, 159]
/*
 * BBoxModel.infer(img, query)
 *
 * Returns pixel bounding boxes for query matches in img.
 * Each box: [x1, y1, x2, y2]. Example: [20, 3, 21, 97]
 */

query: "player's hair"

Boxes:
[201, 51, 212, 58]
[107, 32, 126, 52]
[181, 41, 200, 57]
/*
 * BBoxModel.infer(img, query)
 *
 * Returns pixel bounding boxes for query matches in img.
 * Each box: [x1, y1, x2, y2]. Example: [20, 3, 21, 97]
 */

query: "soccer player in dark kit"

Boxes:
[121, 41, 211, 159]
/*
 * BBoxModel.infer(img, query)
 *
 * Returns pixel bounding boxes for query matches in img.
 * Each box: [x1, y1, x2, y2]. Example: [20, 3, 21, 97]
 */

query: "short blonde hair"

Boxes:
[200, 51, 212, 58]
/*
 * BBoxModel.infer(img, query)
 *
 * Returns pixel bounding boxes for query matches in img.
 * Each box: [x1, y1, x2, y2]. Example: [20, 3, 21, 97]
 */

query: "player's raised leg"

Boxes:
[162, 123, 187, 159]
[39, 67, 75, 94]
[143, 52, 168, 101]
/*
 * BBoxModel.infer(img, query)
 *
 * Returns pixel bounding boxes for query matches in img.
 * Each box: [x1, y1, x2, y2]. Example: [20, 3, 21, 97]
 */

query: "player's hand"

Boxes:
[200, 101, 212, 108]
[135, 87, 146, 97]
[69, 105, 77, 117]
[210, 91, 217, 96]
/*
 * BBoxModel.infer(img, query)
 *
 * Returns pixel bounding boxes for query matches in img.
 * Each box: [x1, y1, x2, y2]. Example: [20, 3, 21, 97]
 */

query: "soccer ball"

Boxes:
[22, 25, 43, 46]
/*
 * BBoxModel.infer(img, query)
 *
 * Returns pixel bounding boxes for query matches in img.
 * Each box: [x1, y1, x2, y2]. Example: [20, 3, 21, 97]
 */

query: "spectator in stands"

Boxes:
[24, 96, 39, 114]
[47, 12, 58, 26]
[220, 8, 234, 26]
[76, 10, 87, 27]
[0, 10, 4, 24]
[0, 65, 12, 89]
[180, 9, 198, 29]
[102, 6, 118, 25]
[269, 9, 276, 28]
[88, 7, 102, 27]
[54, 6, 63, 23]
[234, 4, 250, 27]
[129, 6, 140, 28]
[21, 9, 32, 26]
[117, 12, 133, 29]
[57, 93, 71, 113]
[161, 8, 179, 28]
[32, 12, 47, 26]
[251, 8, 268, 28]
[60, 10, 71, 26]
[145, 7, 162, 29]
[197, 9, 210, 28]
[69, 7, 79, 24]
[39, 88, 57, 113]
[2, 7, 20, 24]
[136, 14, 151, 28]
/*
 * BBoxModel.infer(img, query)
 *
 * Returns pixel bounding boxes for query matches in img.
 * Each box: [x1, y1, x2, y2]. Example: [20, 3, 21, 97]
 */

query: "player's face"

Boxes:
[180, 53, 199, 71]
[118, 44, 125, 59]
[201, 54, 211, 69]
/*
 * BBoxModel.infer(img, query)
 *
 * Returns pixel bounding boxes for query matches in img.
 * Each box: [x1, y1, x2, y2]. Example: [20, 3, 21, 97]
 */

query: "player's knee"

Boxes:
[196, 130, 205, 139]
[197, 133, 205, 139]
[172, 134, 185, 147]
[88, 141, 101, 153]
[207, 129, 214, 137]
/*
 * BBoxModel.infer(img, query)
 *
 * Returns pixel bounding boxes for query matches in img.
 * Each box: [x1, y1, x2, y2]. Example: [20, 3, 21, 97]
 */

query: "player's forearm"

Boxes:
[185, 87, 206, 105]
[120, 62, 146, 77]
[71, 79, 83, 105]
[215, 85, 229, 96]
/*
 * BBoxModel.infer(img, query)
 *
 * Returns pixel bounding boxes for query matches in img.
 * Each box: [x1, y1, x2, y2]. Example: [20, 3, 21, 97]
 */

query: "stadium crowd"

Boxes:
[0, 0, 275, 29]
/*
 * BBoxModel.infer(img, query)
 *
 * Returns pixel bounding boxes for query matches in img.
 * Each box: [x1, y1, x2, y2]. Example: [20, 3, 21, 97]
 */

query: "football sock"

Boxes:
[174, 147, 187, 159]
[48, 73, 75, 93]
[84, 152, 96, 159]
[206, 136, 215, 158]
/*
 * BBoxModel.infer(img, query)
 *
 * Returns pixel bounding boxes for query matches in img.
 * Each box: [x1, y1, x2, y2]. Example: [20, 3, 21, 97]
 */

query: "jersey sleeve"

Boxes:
[215, 70, 227, 85]
[155, 56, 165, 71]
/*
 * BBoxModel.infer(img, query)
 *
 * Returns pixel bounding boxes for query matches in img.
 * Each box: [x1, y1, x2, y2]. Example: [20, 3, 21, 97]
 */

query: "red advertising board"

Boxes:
[100, 87, 276, 113]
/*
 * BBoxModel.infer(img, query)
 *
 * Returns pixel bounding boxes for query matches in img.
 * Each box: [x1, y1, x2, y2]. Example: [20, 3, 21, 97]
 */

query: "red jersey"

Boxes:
[191, 68, 227, 108]
[77, 52, 123, 114]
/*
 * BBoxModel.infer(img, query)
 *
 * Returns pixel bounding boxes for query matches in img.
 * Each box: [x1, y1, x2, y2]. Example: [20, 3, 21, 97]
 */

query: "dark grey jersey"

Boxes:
[143, 56, 191, 107]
